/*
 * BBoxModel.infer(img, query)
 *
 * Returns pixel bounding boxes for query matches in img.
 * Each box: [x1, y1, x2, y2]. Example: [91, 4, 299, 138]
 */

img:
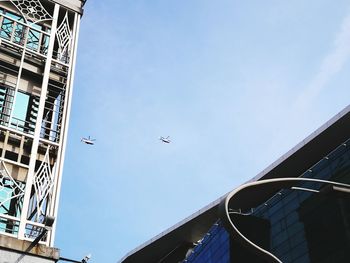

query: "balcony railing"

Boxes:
[0, 13, 50, 57]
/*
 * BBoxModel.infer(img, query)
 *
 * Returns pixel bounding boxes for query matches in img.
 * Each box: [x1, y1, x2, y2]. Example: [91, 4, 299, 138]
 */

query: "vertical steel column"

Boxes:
[49, 12, 81, 246]
[17, 3, 60, 240]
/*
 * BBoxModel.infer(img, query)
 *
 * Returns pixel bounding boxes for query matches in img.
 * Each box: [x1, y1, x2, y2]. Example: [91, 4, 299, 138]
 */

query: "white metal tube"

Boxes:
[49, 12, 81, 247]
[17, 3, 60, 241]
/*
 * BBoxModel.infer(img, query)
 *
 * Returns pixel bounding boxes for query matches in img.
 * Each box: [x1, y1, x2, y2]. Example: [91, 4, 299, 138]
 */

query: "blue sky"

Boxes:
[55, 1, 350, 262]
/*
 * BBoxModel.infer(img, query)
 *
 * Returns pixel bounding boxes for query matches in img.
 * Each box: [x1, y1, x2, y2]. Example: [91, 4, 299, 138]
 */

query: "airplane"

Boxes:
[81, 136, 96, 145]
[82, 254, 92, 263]
[160, 136, 171, 143]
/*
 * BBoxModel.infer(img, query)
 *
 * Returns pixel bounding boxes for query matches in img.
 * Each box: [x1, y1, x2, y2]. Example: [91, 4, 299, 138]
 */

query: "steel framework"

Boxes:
[0, 0, 82, 246]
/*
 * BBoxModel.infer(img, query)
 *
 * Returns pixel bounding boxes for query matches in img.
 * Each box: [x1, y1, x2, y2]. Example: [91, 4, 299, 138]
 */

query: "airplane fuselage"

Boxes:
[81, 139, 94, 145]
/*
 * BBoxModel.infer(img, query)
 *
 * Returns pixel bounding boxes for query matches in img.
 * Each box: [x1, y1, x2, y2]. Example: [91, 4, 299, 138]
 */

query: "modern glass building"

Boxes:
[120, 105, 350, 263]
[0, 0, 85, 251]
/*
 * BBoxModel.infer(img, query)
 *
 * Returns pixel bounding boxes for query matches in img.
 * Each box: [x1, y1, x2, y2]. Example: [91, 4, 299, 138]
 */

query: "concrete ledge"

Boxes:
[0, 235, 60, 262]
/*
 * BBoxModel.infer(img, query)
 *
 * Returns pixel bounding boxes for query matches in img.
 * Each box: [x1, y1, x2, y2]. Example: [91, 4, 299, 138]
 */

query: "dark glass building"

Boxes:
[120, 105, 350, 263]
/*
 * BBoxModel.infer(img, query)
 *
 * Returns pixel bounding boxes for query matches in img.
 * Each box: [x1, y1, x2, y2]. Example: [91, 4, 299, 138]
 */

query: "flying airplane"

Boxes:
[160, 136, 171, 144]
[81, 136, 96, 145]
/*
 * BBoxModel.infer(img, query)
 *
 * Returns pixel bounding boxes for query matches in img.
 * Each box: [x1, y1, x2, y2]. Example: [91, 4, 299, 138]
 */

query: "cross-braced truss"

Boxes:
[56, 12, 72, 62]
[32, 148, 54, 221]
[0, 160, 25, 215]
[0, 0, 52, 24]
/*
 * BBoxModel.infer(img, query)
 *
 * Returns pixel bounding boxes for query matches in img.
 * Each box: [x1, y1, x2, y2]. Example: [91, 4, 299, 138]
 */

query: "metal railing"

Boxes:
[0, 13, 50, 56]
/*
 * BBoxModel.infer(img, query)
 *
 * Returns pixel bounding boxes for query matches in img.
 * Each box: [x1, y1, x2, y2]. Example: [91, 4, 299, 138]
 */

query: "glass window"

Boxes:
[0, 85, 14, 124]
[11, 91, 29, 130]
[185, 222, 230, 263]
[2, 9, 24, 23]
[12, 92, 29, 120]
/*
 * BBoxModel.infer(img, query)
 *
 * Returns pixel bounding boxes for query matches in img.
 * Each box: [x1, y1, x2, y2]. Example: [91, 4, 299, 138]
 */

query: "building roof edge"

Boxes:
[119, 104, 350, 263]
[48, 0, 85, 14]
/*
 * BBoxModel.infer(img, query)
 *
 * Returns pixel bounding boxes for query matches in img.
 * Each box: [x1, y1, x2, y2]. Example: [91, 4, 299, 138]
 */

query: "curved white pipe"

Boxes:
[222, 177, 350, 263]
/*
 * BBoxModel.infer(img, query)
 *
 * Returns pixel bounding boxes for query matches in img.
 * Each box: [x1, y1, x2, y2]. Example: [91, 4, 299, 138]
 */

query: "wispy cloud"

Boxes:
[295, 11, 350, 110]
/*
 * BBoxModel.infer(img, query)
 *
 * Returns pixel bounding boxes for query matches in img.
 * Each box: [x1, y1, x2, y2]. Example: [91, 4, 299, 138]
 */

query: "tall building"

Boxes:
[120, 105, 350, 263]
[0, 0, 85, 261]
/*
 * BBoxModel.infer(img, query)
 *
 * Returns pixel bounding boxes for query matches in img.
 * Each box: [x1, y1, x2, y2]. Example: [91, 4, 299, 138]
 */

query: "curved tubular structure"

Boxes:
[219, 177, 350, 263]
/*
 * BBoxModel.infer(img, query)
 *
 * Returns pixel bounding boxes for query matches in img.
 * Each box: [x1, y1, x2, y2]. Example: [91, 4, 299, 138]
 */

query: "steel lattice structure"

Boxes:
[0, 0, 83, 246]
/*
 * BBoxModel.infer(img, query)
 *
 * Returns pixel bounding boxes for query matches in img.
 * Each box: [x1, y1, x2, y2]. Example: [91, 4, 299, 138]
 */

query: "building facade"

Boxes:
[0, 0, 85, 255]
[120, 105, 350, 263]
